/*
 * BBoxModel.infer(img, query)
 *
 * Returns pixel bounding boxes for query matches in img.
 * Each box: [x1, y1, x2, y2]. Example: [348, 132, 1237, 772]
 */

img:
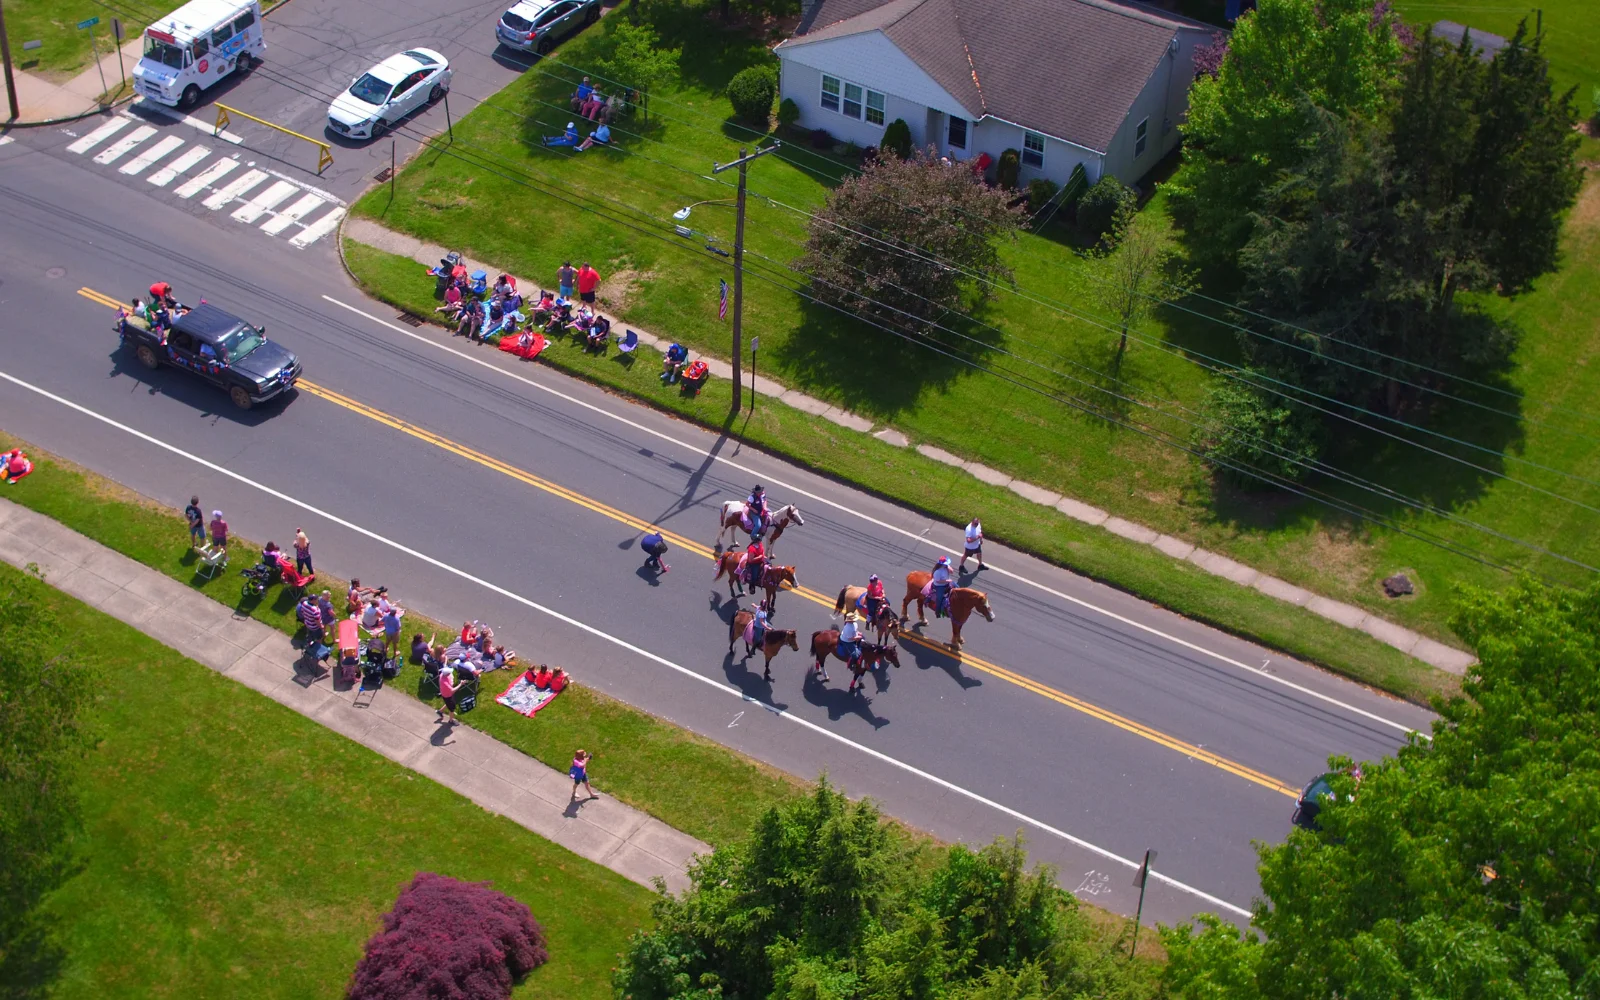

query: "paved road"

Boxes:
[0, 140, 1436, 929]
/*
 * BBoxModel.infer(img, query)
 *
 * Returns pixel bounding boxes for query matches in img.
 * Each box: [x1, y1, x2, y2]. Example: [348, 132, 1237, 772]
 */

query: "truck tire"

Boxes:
[135, 344, 160, 370]
[229, 385, 254, 410]
[179, 85, 201, 110]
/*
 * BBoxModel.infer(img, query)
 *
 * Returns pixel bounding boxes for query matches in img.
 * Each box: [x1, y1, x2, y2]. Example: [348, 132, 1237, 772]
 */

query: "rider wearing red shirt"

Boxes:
[744, 538, 767, 589]
[864, 574, 886, 621]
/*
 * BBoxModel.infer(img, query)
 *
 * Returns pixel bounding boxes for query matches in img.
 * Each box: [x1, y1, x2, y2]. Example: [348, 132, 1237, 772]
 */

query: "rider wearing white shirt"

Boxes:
[959, 517, 985, 571]
[930, 557, 954, 616]
[839, 613, 864, 665]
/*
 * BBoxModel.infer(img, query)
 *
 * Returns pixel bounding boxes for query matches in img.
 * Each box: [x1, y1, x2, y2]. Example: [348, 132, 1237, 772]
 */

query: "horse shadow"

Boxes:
[901, 634, 983, 690]
[719, 649, 790, 710]
[801, 670, 890, 729]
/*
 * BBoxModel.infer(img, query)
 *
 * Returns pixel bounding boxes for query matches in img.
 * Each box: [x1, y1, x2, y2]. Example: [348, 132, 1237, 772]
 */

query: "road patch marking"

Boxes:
[288, 207, 344, 248]
[118, 134, 185, 176]
[294, 377, 1297, 799]
[0, 365, 1253, 921]
[201, 168, 268, 210]
[321, 294, 1430, 742]
[231, 179, 299, 223]
[66, 117, 130, 154]
[174, 156, 238, 199]
[260, 192, 326, 235]
[147, 145, 211, 187]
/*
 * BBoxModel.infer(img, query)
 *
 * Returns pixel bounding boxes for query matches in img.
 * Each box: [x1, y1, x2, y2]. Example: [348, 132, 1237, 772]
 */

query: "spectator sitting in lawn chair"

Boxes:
[661, 342, 689, 383]
[542, 122, 580, 147]
[570, 76, 593, 113]
[544, 301, 574, 336]
[585, 315, 612, 352]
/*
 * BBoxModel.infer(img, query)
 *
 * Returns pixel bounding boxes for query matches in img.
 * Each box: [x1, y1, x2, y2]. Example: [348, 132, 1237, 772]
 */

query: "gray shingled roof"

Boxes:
[783, 0, 1202, 152]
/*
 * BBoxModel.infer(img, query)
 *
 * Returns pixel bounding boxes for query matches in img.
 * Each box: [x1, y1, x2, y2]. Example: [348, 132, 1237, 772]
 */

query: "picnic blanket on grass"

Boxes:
[496, 673, 560, 717]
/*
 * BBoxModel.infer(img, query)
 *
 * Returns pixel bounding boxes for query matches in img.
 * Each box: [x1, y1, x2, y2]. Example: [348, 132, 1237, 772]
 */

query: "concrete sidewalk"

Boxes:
[2, 38, 142, 124]
[339, 220, 1476, 676]
[0, 497, 705, 893]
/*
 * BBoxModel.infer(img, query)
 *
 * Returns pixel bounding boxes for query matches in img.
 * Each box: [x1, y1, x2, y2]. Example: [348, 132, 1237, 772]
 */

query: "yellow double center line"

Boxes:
[77, 287, 1295, 797]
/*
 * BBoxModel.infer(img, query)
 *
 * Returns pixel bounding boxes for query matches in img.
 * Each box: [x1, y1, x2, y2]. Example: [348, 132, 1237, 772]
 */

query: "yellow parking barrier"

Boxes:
[214, 103, 334, 175]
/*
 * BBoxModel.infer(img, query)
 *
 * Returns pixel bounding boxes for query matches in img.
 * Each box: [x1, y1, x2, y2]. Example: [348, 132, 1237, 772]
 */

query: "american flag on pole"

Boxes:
[719, 279, 729, 321]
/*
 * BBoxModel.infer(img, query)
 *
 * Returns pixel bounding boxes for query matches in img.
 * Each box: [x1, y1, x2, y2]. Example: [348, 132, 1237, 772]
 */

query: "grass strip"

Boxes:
[342, 240, 1460, 707]
[15, 559, 651, 1000]
[0, 432, 802, 847]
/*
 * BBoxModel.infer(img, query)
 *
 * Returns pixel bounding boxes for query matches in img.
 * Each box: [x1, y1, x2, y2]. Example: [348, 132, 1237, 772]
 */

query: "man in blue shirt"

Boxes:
[661, 343, 688, 383]
[543, 122, 579, 147]
[569, 76, 593, 113]
[640, 530, 669, 574]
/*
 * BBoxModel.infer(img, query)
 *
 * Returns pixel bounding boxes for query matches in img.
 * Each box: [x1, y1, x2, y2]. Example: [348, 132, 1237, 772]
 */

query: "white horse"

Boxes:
[715, 501, 806, 549]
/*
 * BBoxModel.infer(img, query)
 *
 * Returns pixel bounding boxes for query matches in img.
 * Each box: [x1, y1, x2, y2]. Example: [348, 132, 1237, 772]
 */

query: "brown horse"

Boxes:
[809, 630, 902, 691]
[901, 571, 996, 649]
[713, 553, 797, 609]
[715, 501, 805, 549]
[729, 609, 800, 681]
[830, 585, 901, 645]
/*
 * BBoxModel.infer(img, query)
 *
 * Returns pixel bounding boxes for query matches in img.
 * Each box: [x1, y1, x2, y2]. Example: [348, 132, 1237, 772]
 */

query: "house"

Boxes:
[773, 0, 1221, 189]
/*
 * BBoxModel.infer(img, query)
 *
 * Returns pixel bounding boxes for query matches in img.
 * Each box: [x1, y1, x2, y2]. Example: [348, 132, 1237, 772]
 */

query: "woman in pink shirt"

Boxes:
[437, 666, 462, 726]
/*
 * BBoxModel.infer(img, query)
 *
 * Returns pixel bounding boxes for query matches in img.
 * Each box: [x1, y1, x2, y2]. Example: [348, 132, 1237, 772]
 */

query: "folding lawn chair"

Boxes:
[617, 329, 639, 357]
[197, 543, 229, 579]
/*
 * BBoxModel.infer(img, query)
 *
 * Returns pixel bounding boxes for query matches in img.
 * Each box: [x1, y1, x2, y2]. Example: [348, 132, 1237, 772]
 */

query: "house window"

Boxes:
[865, 90, 885, 125]
[1135, 117, 1148, 157]
[842, 82, 863, 119]
[821, 75, 840, 113]
[947, 115, 967, 149]
[1022, 131, 1045, 168]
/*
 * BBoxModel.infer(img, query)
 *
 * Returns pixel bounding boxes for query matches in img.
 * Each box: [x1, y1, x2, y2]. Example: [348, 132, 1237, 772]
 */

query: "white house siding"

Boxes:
[1102, 27, 1211, 184]
[969, 117, 1103, 190]
[777, 31, 975, 149]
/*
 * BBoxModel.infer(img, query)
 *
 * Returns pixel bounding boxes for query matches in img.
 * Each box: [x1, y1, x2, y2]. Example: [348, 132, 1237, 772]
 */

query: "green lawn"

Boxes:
[340, 242, 1457, 706]
[351, 0, 1600, 652]
[12, 560, 652, 999]
[2, 0, 137, 78]
[0, 433, 803, 848]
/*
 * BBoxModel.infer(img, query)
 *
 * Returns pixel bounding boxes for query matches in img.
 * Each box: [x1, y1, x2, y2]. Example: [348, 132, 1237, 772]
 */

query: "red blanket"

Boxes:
[498, 332, 546, 360]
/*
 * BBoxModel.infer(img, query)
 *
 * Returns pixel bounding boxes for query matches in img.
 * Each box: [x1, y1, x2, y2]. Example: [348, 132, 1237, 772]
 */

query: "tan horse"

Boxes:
[715, 501, 805, 549]
[729, 609, 800, 681]
[830, 586, 901, 645]
[901, 571, 996, 649]
[713, 553, 797, 609]
[809, 631, 902, 691]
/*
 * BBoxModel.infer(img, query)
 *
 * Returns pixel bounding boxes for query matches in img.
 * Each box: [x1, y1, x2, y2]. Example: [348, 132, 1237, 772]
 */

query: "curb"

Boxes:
[1, 93, 138, 130]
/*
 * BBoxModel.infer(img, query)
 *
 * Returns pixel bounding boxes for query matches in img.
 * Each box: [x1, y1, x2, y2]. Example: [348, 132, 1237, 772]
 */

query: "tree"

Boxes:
[596, 18, 681, 123]
[1077, 176, 1136, 251]
[1195, 374, 1321, 488]
[0, 567, 95, 992]
[727, 66, 777, 125]
[1169, 0, 1406, 276]
[797, 152, 1024, 329]
[1163, 576, 1600, 999]
[1093, 215, 1192, 371]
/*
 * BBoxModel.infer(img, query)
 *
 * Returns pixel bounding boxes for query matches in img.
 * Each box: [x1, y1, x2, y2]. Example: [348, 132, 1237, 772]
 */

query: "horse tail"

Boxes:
[832, 587, 848, 617]
[713, 556, 726, 581]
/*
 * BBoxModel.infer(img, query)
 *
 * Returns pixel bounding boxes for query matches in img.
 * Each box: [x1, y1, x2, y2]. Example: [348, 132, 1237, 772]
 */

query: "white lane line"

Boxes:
[321, 294, 1429, 741]
[92, 124, 157, 164]
[288, 207, 344, 248]
[201, 169, 268, 211]
[0, 366, 1253, 921]
[230, 179, 299, 223]
[118, 134, 185, 175]
[66, 117, 131, 154]
[259, 192, 325, 235]
[147, 145, 211, 187]
[132, 98, 245, 144]
[174, 157, 239, 199]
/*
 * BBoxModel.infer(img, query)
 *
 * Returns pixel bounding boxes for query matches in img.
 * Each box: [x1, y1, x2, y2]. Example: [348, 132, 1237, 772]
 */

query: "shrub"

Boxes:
[880, 117, 912, 159]
[727, 66, 777, 124]
[995, 148, 1021, 189]
[840, 140, 861, 159]
[347, 873, 548, 1000]
[1197, 374, 1320, 490]
[777, 96, 800, 130]
[1027, 178, 1058, 212]
[1077, 175, 1135, 248]
[809, 127, 833, 149]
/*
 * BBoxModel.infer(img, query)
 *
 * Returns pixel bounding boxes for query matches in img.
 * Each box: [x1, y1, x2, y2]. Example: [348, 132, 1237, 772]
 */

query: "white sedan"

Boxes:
[327, 49, 451, 140]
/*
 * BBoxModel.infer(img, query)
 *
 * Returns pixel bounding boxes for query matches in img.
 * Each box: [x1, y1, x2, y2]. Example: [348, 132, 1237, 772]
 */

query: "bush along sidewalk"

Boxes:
[0, 433, 802, 848]
[340, 240, 1460, 708]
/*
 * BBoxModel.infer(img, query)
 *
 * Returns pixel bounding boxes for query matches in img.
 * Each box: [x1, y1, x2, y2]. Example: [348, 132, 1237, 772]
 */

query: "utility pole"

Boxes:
[0, 0, 20, 121]
[712, 143, 779, 413]
[1129, 850, 1157, 959]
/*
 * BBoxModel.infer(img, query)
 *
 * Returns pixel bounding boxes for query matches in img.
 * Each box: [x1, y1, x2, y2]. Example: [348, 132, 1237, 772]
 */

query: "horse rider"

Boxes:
[751, 598, 771, 647]
[930, 556, 955, 618]
[863, 574, 887, 623]
[743, 535, 768, 592]
[838, 611, 865, 670]
[745, 484, 769, 536]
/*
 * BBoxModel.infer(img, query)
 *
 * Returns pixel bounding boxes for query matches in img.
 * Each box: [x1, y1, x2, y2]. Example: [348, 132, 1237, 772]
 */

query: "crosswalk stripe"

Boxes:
[66, 117, 131, 154]
[91, 124, 156, 164]
[148, 145, 211, 187]
[230, 179, 299, 223]
[174, 157, 239, 199]
[288, 207, 345, 248]
[118, 134, 185, 175]
[201, 168, 268, 210]
[0, 136, 14, 146]
[260, 192, 326, 235]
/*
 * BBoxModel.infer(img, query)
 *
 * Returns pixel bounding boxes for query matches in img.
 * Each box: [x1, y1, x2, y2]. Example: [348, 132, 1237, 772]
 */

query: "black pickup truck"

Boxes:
[118, 302, 302, 410]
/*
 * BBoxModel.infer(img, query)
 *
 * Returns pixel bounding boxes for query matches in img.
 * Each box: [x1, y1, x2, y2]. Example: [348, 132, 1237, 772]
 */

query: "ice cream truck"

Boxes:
[132, 0, 267, 110]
